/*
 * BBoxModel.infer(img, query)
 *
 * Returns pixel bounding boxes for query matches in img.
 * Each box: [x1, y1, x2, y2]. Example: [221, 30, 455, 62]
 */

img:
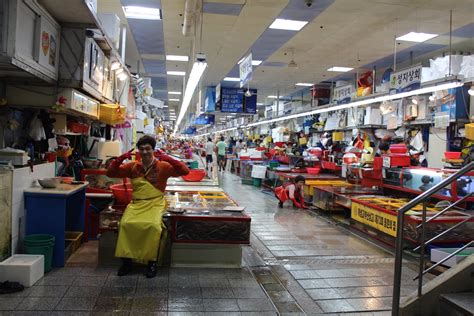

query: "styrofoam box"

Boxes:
[251, 165, 267, 179]
[430, 247, 474, 268]
[0, 255, 44, 287]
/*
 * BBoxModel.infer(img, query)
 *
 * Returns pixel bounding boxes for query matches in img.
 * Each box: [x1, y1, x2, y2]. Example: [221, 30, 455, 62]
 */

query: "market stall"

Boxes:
[350, 196, 474, 246]
[98, 187, 250, 267]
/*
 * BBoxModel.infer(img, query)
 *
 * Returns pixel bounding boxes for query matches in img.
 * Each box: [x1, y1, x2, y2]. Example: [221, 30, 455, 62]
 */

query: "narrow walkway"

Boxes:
[221, 172, 421, 315]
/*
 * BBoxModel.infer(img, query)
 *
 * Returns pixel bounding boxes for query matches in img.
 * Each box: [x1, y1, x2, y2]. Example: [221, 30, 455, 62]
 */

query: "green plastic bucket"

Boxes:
[24, 234, 55, 273]
[252, 178, 262, 187]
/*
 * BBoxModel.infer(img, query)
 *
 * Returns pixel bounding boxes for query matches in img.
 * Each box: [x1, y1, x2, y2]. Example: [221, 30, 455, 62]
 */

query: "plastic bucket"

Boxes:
[252, 178, 262, 187]
[24, 234, 55, 273]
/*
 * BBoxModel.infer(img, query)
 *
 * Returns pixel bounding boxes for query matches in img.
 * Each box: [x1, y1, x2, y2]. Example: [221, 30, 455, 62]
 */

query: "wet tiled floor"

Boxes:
[2, 171, 424, 315]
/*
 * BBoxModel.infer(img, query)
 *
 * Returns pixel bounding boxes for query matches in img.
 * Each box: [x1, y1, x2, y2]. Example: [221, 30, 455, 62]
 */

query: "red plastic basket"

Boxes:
[444, 152, 461, 159]
[182, 169, 206, 182]
[306, 167, 321, 175]
[110, 183, 132, 204]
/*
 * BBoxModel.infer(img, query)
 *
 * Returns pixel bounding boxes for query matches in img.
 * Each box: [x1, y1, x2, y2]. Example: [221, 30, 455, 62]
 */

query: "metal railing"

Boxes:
[392, 161, 474, 316]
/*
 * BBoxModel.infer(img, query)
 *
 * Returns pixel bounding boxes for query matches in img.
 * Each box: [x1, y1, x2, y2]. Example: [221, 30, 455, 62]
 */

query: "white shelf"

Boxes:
[38, 0, 98, 26]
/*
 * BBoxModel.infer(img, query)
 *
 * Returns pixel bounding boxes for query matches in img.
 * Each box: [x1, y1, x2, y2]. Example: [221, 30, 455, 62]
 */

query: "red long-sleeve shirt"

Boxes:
[106, 156, 189, 193]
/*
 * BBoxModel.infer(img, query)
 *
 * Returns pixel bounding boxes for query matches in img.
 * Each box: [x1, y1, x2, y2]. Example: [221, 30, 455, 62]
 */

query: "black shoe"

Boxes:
[278, 201, 283, 208]
[117, 258, 132, 276]
[145, 261, 158, 278]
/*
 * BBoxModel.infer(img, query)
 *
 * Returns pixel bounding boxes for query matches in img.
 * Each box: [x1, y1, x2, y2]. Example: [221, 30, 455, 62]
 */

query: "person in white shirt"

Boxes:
[234, 139, 244, 155]
[204, 137, 215, 169]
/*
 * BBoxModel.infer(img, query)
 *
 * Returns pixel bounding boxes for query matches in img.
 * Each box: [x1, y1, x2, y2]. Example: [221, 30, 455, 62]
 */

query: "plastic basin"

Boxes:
[182, 169, 206, 182]
[110, 183, 133, 204]
[306, 167, 321, 174]
[444, 152, 461, 159]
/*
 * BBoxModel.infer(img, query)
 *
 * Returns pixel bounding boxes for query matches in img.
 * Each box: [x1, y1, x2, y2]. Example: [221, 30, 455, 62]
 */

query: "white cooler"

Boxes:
[0, 255, 44, 287]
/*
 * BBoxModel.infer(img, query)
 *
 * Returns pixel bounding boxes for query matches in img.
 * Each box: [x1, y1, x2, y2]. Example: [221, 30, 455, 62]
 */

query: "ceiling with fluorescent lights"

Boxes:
[97, 0, 474, 127]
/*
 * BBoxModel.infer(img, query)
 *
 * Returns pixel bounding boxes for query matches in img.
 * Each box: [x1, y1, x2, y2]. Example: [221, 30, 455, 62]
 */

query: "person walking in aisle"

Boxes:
[274, 175, 307, 209]
[204, 137, 215, 170]
[216, 136, 227, 172]
[106, 135, 189, 278]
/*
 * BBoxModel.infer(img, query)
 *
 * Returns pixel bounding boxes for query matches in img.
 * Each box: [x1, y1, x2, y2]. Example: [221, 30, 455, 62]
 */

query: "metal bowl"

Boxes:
[38, 178, 60, 189]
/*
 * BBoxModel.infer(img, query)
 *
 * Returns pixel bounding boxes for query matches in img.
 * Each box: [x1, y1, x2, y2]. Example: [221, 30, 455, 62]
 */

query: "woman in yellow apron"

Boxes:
[106, 135, 189, 278]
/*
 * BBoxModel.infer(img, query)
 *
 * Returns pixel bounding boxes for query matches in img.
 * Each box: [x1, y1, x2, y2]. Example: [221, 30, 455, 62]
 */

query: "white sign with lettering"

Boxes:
[390, 65, 422, 93]
[333, 84, 352, 104]
[239, 53, 253, 88]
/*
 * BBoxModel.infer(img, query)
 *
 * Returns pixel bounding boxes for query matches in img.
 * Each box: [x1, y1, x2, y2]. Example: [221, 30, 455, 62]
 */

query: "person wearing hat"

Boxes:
[275, 175, 307, 209]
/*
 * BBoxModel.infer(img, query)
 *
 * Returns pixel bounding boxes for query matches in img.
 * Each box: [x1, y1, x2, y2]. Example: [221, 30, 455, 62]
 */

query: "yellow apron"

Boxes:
[115, 176, 168, 263]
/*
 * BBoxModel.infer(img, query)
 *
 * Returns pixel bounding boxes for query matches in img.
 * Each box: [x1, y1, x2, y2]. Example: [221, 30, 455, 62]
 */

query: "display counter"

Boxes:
[304, 178, 348, 197]
[350, 196, 474, 245]
[313, 185, 382, 212]
[383, 167, 474, 202]
[99, 188, 250, 267]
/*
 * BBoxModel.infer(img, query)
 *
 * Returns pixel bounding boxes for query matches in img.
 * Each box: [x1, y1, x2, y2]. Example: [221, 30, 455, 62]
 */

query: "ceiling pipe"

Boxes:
[182, 0, 198, 36]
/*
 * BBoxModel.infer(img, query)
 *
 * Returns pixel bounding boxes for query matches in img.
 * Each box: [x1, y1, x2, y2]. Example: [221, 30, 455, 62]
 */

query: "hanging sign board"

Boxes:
[389, 64, 422, 93]
[239, 52, 253, 88]
[244, 89, 257, 114]
[204, 86, 216, 112]
[220, 88, 258, 114]
[333, 84, 352, 104]
[194, 114, 215, 125]
[221, 88, 244, 113]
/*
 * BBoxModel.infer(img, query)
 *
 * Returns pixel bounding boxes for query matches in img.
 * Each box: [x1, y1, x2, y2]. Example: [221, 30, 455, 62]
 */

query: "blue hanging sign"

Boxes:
[244, 89, 257, 114]
[221, 87, 244, 113]
[194, 114, 215, 125]
[204, 86, 216, 112]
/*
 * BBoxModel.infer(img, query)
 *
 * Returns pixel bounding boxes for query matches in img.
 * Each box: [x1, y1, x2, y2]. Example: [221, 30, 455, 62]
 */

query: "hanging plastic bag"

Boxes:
[28, 113, 46, 141]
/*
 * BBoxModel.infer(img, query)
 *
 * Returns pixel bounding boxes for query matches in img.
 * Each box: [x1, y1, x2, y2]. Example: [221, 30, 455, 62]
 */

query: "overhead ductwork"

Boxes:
[182, 0, 200, 37]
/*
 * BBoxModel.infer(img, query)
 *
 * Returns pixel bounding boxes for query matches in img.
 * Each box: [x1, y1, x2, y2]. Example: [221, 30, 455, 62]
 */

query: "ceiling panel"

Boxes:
[202, 2, 243, 15]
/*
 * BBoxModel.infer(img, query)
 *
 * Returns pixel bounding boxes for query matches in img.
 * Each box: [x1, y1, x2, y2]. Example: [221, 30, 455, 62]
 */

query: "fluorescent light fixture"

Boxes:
[327, 66, 353, 72]
[269, 18, 308, 31]
[257, 103, 264, 105]
[123, 6, 161, 20]
[296, 83, 313, 87]
[169, 99, 180, 102]
[245, 81, 463, 128]
[174, 57, 208, 132]
[268, 95, 278, 99]
[396, 32, 438, 43]
[224, 77, 240, 82]
[167, 71, 186, 76]
[252, 60, 262, 66]
[166, 55, 189, 62]
[168, 91, 181, 95]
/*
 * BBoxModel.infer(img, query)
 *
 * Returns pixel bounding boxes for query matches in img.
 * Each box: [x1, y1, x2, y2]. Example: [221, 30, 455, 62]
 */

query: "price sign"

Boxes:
[333, 84, 352, 104]
[390, 65, 422, 93]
